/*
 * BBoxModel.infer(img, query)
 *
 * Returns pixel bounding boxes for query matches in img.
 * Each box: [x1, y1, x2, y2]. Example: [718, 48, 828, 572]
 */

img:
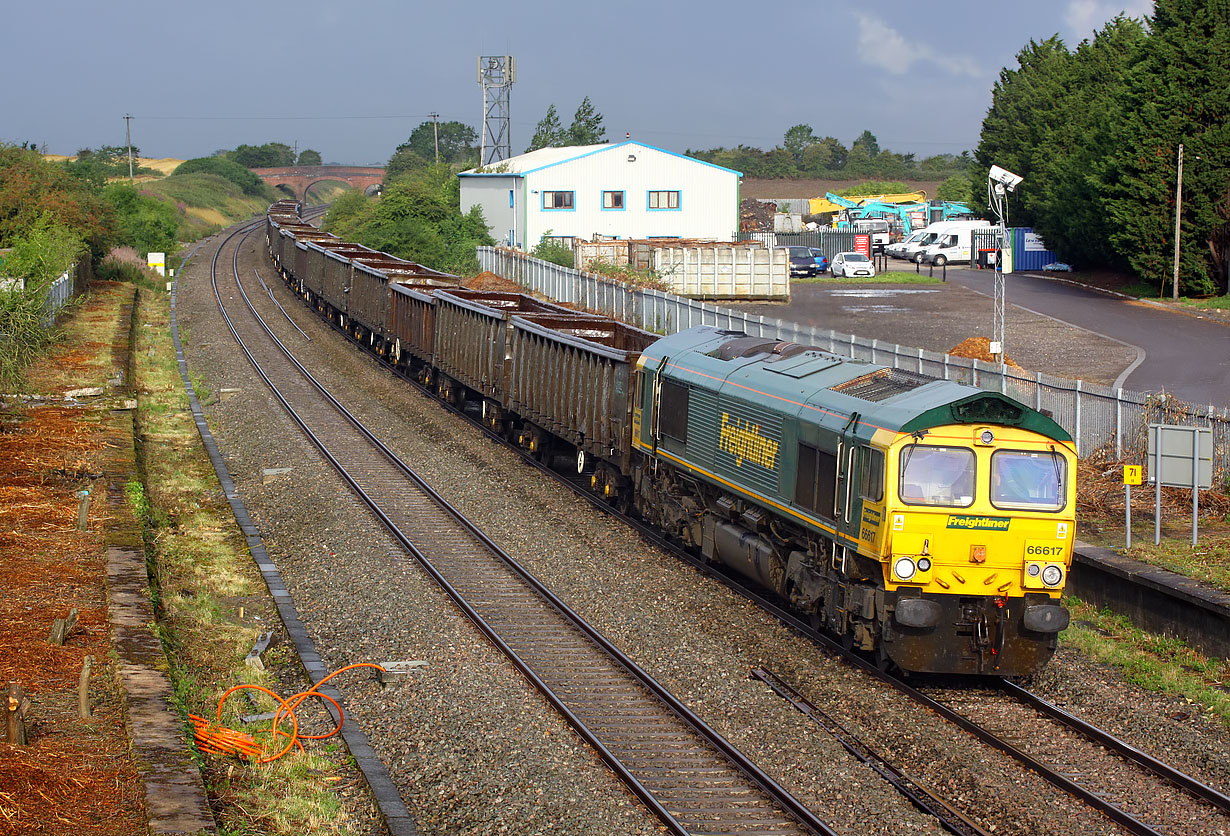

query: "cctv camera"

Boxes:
[989, 165, 1024, 192]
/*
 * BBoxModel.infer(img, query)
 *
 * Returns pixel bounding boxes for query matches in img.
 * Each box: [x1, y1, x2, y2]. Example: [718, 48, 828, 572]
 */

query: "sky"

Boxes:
[3, 0, 1153, 167]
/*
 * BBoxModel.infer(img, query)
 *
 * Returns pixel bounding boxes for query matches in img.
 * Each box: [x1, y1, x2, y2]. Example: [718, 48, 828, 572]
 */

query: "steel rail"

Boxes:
[751, 668, 993, 836]
[354, 321, 1221, 836]
[215, 225, 840, 836]
[997, 677, 1230, 813]
[261, 210, 1229, 836]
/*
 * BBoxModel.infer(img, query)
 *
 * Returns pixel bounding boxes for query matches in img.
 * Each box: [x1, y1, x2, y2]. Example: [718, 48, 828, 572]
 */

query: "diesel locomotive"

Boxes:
[265, 200, 1076, 676]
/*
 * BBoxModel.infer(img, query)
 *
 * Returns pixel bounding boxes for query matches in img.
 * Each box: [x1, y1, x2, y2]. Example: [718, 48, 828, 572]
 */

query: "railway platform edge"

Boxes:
[1071, 542, 1230, 660]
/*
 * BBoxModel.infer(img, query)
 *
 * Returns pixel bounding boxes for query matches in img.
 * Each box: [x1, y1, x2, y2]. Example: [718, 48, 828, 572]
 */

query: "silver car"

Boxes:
[831, 251, 876, 278]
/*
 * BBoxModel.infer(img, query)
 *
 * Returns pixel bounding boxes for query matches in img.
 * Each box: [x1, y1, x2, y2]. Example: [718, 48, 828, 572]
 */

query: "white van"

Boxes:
[887, 229, 929, 260]
[917, 220, 993, 266]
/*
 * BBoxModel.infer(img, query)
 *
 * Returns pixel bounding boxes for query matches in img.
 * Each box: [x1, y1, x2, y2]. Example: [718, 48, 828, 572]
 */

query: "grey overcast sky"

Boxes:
[3, 0, 1151, 166]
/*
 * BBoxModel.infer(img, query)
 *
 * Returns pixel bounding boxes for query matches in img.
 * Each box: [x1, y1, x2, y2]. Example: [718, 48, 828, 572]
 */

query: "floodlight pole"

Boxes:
[988, 177, 1010, 366]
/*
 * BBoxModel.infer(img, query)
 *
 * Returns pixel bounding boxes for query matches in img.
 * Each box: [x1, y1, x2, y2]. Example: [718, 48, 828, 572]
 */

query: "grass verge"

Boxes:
[1061, 597, 1230, 730]
[131, 283, 366, 836]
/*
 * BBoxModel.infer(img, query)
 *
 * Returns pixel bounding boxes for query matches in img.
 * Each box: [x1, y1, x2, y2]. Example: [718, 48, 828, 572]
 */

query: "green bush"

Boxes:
[324, 165, 493, 274]
[530, 232, 574, 268]
[103, 184, 179, 256]
[172, 156, 270, 197]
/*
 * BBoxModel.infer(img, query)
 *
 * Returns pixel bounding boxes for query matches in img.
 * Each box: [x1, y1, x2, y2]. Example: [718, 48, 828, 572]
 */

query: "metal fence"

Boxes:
[43, 267, 76, 325]
[2, 262, 81, 327]
[737, 229, 863, 257]
[477, 247, 1230, 479]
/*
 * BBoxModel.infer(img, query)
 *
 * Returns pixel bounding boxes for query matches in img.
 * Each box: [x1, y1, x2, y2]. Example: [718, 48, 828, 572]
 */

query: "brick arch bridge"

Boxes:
[251, 165, 384, 201]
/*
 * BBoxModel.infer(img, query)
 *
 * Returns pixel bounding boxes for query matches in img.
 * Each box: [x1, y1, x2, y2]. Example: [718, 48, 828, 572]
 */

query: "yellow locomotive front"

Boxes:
[874, 423, 1077, 675]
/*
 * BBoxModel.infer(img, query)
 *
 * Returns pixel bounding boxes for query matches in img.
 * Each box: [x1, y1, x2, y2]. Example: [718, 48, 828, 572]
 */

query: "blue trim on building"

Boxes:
[517, 141, 742, 176]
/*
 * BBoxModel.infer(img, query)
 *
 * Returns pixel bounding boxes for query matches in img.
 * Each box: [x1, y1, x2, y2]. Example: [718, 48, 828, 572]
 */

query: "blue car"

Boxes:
[808, 247, 830, 273]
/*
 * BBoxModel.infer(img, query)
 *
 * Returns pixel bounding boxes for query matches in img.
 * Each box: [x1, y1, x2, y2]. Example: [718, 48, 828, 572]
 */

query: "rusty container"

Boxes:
[508, 314, 657, 471]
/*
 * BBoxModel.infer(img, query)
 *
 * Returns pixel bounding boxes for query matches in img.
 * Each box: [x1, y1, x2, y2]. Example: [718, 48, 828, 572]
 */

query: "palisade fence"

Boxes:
[2, 260, 83, 327]
[477, 247, 1230, 480]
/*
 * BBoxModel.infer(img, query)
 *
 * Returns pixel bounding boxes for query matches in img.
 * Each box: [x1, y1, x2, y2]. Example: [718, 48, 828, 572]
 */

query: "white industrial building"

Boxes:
[458, 141, 741, 249]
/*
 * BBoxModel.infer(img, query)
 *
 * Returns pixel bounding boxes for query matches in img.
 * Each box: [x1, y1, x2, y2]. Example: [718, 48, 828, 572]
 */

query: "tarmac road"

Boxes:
[944, 267, 1230, 406]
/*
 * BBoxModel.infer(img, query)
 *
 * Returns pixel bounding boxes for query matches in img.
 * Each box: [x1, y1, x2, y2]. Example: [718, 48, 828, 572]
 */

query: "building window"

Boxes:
[648, 190, 681, 210]
[509, 189, 514, 208]
[602, 190, 625, 210]
[542, 191, 574, 210]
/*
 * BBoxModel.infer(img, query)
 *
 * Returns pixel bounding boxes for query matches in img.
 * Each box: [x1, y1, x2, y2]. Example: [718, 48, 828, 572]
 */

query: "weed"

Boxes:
[1061, 598, 1230, 729]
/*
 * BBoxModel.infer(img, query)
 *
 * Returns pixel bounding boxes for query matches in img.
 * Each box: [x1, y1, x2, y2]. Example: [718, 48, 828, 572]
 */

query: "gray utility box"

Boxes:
[1147, 424, 1213, 489]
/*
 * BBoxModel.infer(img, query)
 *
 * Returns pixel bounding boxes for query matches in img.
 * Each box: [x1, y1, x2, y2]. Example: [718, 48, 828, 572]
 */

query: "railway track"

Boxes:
[248, 211, 1230, 836]
[209, 221, 841, 836]
[305, 281, 1229, 835]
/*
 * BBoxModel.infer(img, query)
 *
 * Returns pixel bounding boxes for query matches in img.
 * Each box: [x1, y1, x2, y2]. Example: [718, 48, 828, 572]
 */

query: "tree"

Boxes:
[851, 130, 880, 158]
[386, 147, 431, 181]
[527, 104, 566, 151]
[936, 173, 972, 202]
[1031, 16, 1146, 271]
[173, 157, 268, 196]
[297, 149, 323, 166]
[324, 165, 494, 274]
[783, 124, 818, 165]
[226, 143, 296, 168]
[102, 184, 179, 256]
[568, 96, 606, 145]
[0, 144, 114, 254]
[1101, 0, 1230, 295]
[971, 36, 1072, 226]
[400, 121, 477, 164]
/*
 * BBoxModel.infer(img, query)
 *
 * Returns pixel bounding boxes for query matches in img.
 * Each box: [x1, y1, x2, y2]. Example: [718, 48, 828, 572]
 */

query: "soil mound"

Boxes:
[463, 271, 523, 292]
[949, 337, 1023, 369]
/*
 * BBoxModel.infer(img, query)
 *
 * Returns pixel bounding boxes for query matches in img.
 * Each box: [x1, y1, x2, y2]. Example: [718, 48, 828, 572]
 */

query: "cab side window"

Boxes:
[859, 446, 884, 502]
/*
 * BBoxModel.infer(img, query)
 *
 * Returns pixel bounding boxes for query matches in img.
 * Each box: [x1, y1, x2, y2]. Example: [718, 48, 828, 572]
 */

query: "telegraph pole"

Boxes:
[429, 112, 440, 163]
[1172, 143, 1183, 301]
[124, 114, 134, 184]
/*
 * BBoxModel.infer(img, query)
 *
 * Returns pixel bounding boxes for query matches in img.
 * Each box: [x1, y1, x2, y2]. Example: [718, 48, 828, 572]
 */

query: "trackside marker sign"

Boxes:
[946, 515, 1011, 531]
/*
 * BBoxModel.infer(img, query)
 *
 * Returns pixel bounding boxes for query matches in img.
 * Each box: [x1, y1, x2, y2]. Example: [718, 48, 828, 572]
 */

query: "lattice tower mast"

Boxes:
[478, 56, 515, 165]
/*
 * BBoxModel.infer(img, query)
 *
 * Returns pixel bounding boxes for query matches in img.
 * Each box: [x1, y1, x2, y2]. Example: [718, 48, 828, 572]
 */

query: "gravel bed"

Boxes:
[176, 230, 1230, 836]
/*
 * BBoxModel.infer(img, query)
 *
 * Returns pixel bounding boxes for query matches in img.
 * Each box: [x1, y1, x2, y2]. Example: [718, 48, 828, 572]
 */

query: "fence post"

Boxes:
[1074, 380, 1083, 456]
[943, 354, 950, 380]
[1036, 372, 1042, 411]
[918, 347, 924, 373]
[1115, 389, 1123, 459]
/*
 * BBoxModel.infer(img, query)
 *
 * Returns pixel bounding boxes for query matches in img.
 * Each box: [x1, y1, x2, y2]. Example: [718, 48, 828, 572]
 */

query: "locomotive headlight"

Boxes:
[893, 557, 917, 581]
[1026, 563, 1041, 577]
[917, 557, 932, 572]
[980, 429, 995, 445]
[1041, 564, 1064, 587]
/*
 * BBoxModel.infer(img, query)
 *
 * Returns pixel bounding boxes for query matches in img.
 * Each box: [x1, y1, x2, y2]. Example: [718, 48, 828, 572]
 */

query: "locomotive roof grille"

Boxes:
[830, 367, 935, 402]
